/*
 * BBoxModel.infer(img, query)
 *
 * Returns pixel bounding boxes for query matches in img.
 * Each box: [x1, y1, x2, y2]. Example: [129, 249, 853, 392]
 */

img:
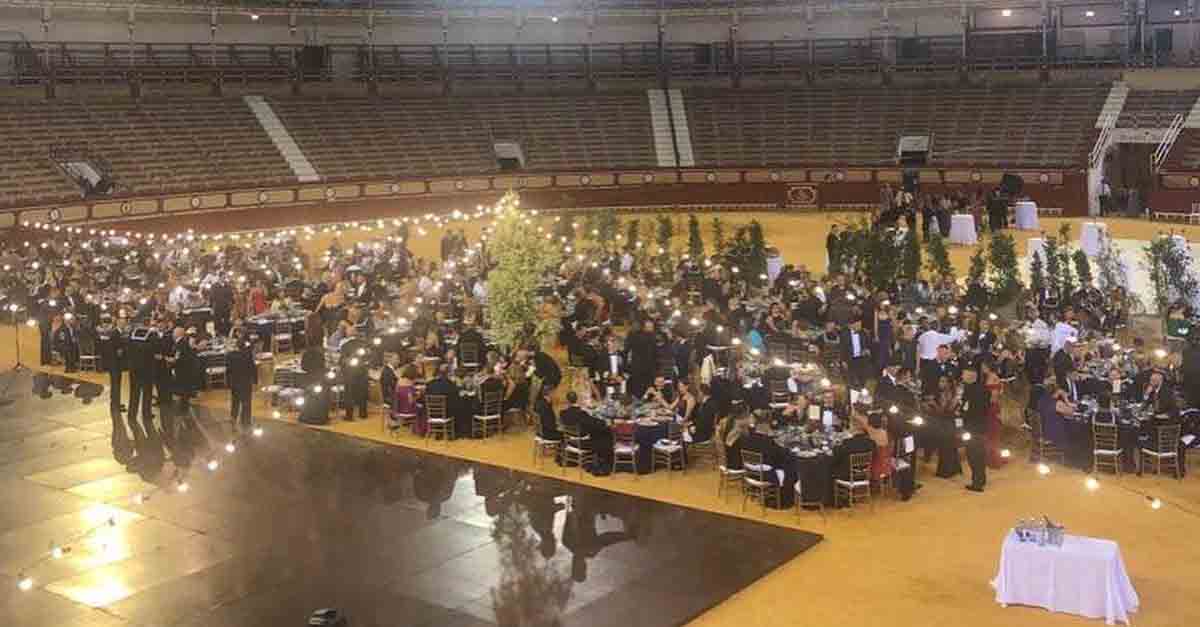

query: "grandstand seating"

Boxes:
[0, 98, 291, 207]
[1116, 89, 1200, 128]
[684, 85, 1109, 168]
[268, 92, 657, 181]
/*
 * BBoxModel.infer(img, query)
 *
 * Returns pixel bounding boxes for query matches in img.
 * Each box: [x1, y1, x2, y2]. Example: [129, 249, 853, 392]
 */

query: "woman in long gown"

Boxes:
[982, 361, 1008, 468]
[874, 298, 894, 375]
[925, 375, 962, 478]
[392, 366, 421, 434]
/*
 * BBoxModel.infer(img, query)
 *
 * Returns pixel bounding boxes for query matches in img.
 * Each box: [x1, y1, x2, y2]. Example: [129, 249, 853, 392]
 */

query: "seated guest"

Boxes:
[425, 364, 466, 436]
[690, 384, 718, 444]
[831, 407, 877, 482]
[1038, 381, 1074, 449]
[1138, 370, 1177, 418]
[786, 365, 818, 397]
[391, 366, 420, 433]
[559, 392, 613, 471]
[643, 376, 676, 409]
[1100, 366, 1134, 406]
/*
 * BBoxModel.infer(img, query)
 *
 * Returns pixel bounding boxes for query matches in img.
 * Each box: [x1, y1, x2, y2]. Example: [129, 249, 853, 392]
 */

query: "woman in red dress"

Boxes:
[982, 361, 1008, 468]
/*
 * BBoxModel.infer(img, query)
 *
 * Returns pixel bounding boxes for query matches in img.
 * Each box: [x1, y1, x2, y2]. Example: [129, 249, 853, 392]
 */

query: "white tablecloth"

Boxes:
[992, 532, 1139, 625]
[1027, 238, 1046, 263]
[949, 214, 978, 245]
[1080, 222, 1109, 257]
[1014, 201, 1039, 230]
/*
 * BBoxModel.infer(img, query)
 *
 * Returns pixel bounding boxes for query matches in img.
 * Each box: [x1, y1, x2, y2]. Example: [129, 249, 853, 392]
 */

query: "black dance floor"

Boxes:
[0, 371, 821, 627]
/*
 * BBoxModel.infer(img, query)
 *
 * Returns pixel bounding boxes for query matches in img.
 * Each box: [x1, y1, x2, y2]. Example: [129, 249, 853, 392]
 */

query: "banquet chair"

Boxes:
[741, 450, 781, 516]
[560, 424, 594, 478]
[834, 452, 873, 511]
[1140, 423, 1182, 479]
[1091, 421, 1123, 476]
[652, 425, 686, 477]
[532, 421, 562, 468]
[424, 394, 454, 445]
[795, 478, 825, 519]
[205, 353, 228, 389]
[272, 319, 294, 354]
[687, 433, 716, 468]
[459, 342, 481, 376]
[1027, 409, 1066, 465]
[714, 437, 745, 499]
[472, 388, 503, 440]
[613, 429, 639, 477]
[391, 407, 417, 437]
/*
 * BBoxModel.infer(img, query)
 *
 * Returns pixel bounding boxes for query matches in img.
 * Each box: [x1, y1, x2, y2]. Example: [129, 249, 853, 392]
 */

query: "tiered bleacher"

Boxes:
[268, 93, 657, 181]
[684, 85, 1109, 168]
[0, 98, 291, 207]
[1116, 89, 1200, 128]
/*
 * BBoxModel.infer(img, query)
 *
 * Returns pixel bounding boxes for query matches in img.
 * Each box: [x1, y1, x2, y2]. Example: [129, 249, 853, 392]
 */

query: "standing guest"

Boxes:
[987, 188, 1008, 232]
[981, 361, 1008, 468]
[961, 367, 989, 492]
[209, 277, 235, 338]
[1180, 337, 1200, 410]
[533, 385, 562, 442]
[339, 333, 370, 421]
[925, 375, 961, 478]
[54, 313, 81, 373]
[379, 353, 399, 410]
[874, 297, 895, 376]
[917, 324, 960, 381]
[1037, 381, 1073, 451]
[227, 331, 257, 433]
[826, 226, 841, 274]
[98, 313, 130, 419]
[841, 317, 873, 389]
[625, 319, 658, 399]
[1050, 307, 1079, 355]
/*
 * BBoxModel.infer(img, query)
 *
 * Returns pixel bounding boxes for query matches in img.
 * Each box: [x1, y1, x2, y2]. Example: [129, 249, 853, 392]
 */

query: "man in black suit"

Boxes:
[625, 319, 658, 399]
[591, 336, 627, 397]
[560, 392, 613, 470]
[1181, 338, 1200, 410]
[874, 363, 912, 413]
[339, 332, 371, 421]
[533, 386, 562, 442]
[531, 345, 562, 392]
[209, 277, 235, 338]
[1138, 370, 1177, 418]
[1053, 340, 1080, 389]
[227, 332, 258, 433]
[920, 345, 958, 397]
[961, 366, 990, 493]
[54, 313, 81, 373]
[98, 313, 129, 419]
[841, 317, 873, 389]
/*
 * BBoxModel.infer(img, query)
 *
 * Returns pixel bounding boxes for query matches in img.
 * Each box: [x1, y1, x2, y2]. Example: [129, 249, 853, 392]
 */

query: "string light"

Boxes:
[1037, 463, 1051, 476]
[1084, 476, 1100, 491]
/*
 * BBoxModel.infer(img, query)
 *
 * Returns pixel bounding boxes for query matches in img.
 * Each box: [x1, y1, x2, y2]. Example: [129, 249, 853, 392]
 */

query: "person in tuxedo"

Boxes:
[592, 335, 627, 398]
[841, 317, 873, 389]
[873, 363, 912, 412]
[1053, 340, 1081, 388]
[531, 345, 562, 392]
[379, 353, 399, 410]
[54, 313, 81, 373]
[209, 277, 235, 338]
[227, 332, 258, 432]
[559, 392, 613, 470]
[98, 313, 129, 419]
[1100, 366, 1134, 406]
[625, 319, 658, 399]
[920, 344, 958, 397]
[339, 333, 371, 421]
[1138, 370, 1177, 418]
[960, 367, 990, 492]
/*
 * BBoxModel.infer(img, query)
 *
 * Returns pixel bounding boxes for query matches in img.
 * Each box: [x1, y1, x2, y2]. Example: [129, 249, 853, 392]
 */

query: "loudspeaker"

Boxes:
[497, 158, 520, 172]
[298, 46, 327, 76]
[1000, 173, 1024, 195]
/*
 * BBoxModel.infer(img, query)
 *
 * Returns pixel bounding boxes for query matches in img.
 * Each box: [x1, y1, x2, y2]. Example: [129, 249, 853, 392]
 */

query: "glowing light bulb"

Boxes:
[207, 459, 220, 471]
[17, 576, 33, 591]
[1037, 463, 1051, 476]
[51, 546, 64, 559]
[1000, 449, 1011, 459]
[1084, 476, 1100, 491]
[252, 426, 264, 438]
[177, 481, 190, 493]
[961, 432, 971, 442]
[911, 416, 925, 426]
[1149, 497, 1162, 510]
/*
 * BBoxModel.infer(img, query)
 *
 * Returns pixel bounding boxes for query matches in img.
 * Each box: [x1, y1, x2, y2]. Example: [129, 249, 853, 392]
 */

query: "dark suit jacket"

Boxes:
[961, 382, 990, 435]
[1052, 349, 1076, 388]
[841, 329, 873, 362]
[831, 433, 876, 480]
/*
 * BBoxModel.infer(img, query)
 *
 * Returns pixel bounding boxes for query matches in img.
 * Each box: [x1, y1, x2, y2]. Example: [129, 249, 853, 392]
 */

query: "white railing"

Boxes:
[1151, 113, 1185, 173]
[1089, 113, 1116, 168]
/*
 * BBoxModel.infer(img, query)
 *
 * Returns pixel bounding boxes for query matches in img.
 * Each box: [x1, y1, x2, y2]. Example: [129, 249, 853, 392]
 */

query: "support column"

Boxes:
[729, 10, 740, 88]
[959, 2, 970, 85]
[585, 10, 595, 91]
[42, 6, 54, 99]
[366, 11, 378, 96]
[657, 12, 668, 89]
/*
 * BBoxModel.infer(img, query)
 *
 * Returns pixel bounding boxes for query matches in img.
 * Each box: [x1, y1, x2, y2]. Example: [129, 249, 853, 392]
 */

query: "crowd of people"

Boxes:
[4, 212, 1198, 509]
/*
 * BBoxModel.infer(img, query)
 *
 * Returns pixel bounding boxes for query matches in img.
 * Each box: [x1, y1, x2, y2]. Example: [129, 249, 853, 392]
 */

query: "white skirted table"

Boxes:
[1026, 238, 1046, 263]
[1080, 222, 1109, 257]
[948, 214, 978, 245]
[1014, 201, 1040, 230]
[992, 532, 1139, 625]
